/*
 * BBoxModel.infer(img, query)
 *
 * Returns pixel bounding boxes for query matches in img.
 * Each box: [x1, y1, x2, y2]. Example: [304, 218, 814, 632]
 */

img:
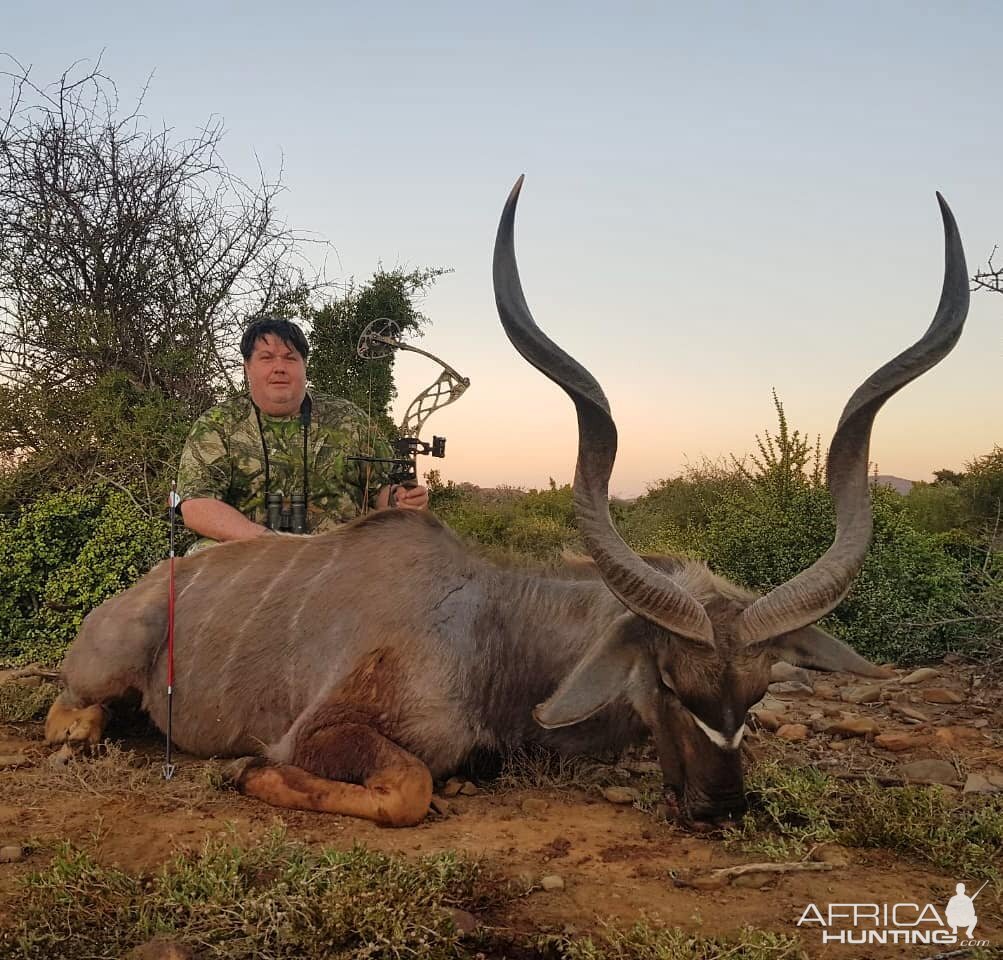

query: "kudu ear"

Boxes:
[768, 625, 893, 678]
[533, 613, 645, 729]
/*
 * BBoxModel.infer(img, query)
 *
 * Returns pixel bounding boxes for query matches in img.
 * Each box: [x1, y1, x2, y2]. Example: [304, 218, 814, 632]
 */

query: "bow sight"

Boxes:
[350, 318, 469, 493]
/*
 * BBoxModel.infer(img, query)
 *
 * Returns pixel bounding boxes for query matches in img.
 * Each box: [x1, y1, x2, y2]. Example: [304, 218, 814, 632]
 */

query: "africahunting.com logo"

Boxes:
[796, 881, 991, 947]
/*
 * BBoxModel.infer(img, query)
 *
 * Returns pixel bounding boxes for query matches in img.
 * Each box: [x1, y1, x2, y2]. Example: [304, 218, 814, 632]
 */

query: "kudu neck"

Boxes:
[470, 568, 648, 757]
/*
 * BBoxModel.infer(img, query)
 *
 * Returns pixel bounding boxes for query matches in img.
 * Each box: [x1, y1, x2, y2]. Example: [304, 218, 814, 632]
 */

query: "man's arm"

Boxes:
[177, 408, 266, 542]
[180, 498, 271, 542]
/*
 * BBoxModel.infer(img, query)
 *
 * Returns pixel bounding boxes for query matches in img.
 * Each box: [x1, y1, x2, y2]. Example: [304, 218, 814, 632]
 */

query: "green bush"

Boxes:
[697, 481, 970, 663]
[616, 464, 745, 551]
[432, 481, 580, 561]
[904, 481, 969, 534]
[0, 486, 167, 665]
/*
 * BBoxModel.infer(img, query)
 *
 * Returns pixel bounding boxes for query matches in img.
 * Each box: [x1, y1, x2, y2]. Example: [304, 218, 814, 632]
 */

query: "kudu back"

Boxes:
[46, 180, 970, 827]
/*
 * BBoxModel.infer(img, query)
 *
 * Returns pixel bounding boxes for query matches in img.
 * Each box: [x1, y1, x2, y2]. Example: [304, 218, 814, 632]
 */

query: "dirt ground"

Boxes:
[0, 658, 1001, 959]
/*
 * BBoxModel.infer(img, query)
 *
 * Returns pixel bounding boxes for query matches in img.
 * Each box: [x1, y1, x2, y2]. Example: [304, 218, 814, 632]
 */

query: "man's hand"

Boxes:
[392, 484, 429, 511]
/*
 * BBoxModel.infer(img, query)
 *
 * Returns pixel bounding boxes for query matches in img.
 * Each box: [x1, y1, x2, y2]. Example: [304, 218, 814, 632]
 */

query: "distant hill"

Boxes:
[871, 475, 914, 495]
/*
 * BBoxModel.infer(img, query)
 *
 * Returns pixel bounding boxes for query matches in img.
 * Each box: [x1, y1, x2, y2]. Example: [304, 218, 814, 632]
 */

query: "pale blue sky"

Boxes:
[5, 2, 1000, 495]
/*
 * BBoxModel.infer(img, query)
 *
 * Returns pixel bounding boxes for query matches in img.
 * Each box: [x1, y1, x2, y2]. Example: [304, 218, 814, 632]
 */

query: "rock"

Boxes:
[0, 845, 25, 863]
[768, 681, 815, 700]
[942, 653, 966, 665]
[521, 798, 549, 816]
[429, 797, 450, 817]
[901, 667, 939, 685]
[874, 732, 930, 752]
[751, 709, 783, 731]
[603, 786, 637, 805]
[127, 939, 195, 960]
[812, 682, 838, 700]
[458, 781, 478, 796]
[983, 767, 1003, 788]
[973, 718, 989, 729]
[770, 662, 813, 684]
[540, 874, 565, 891]
[829, 739, 851, 752]
[888, 702, 931, 723]
[933, 726, 987, 749]
[829, 716, 879, 738]
[775, 723, 809, 742]
[756, 694, 788, 714]
[840, 684, 883, 705]
[899, 759, 960, 785]
[812, 844, 851, 867]
[921, 688, 965, 705]
[444, 907, 479, 935]
[440, 777, 463, 798]
[0, 755, 30, 771]
[964, 773, 1003, 795]
[732, 871, 772, 888]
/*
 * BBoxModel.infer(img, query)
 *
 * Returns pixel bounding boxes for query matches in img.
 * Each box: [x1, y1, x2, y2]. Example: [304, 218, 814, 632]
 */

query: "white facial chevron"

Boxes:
[691, 714, 746, 751]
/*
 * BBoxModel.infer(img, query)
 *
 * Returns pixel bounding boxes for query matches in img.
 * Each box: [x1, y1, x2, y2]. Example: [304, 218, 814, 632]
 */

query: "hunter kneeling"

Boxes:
[176, 316, 429, 551]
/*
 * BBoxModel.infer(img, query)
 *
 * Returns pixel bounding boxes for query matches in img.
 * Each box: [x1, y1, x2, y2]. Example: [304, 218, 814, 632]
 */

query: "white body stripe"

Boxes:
[691, 714, 746, 751]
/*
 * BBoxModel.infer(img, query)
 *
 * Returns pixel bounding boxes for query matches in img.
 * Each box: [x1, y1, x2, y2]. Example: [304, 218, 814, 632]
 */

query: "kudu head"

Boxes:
[493, 176, 970, 826]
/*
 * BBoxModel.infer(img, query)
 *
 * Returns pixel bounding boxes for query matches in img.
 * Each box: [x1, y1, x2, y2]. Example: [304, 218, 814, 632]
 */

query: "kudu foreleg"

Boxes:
[227, 723, 432, 827]
[45, 576, 165, 747]
[44, 652, 132, 745]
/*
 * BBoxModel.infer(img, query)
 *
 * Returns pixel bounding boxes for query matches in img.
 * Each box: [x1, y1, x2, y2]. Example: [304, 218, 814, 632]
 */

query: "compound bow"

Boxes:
[350, 317, 469, 499]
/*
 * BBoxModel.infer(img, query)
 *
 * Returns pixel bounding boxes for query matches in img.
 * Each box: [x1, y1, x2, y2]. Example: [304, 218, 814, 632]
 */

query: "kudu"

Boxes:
[46, 178, 970, 827]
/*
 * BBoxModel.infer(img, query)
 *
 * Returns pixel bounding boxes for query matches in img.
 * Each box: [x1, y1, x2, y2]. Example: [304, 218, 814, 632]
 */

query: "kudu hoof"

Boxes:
[221, 755, 267, 790]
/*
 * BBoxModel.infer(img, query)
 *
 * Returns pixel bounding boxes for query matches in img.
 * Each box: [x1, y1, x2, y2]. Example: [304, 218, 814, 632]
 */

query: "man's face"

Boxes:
[244, 333, 307, 416]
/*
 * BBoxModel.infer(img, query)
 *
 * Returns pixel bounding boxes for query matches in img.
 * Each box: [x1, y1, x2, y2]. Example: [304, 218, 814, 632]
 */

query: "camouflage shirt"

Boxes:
[176, 392, 395, 535]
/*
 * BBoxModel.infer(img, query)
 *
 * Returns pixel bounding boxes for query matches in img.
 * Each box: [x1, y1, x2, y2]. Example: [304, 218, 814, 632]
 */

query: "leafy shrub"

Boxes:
[431, 480, 580, 561]
[699, 484, 971, 663]
[0, 486, 167, 665]
[904, 481, 969, 534]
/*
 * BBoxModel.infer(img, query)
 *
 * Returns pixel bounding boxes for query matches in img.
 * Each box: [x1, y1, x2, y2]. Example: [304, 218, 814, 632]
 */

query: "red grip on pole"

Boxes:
[167, 554, 175, 688]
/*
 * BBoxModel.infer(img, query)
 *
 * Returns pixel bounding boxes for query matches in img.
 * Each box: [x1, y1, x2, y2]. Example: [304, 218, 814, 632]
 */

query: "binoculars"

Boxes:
[266, 492, 307, 533]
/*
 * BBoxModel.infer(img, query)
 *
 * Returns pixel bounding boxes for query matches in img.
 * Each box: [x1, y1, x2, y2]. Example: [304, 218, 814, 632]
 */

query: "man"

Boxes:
[177, 317, 428, 548]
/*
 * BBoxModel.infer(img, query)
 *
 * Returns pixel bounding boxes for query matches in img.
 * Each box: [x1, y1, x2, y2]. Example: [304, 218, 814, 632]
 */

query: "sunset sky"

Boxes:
[6, 2, 1001, 496]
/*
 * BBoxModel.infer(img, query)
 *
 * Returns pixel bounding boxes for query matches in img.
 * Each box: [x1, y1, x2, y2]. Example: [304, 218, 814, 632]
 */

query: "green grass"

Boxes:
[0, 828, 813, 960]
[548, 921, 806, 960]
[4, 828, 509, 960]
[731, 760, 1003, 885]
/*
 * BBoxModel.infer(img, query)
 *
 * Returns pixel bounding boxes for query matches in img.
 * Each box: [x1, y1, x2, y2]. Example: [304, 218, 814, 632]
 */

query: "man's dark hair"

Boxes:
[240, 317, 310, 361]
